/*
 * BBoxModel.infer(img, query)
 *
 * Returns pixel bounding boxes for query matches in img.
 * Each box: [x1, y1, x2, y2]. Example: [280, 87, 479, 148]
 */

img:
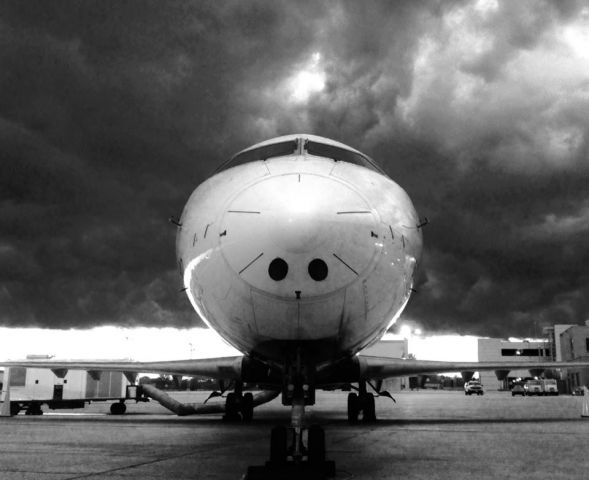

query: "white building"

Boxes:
[478, 338, 551, 390]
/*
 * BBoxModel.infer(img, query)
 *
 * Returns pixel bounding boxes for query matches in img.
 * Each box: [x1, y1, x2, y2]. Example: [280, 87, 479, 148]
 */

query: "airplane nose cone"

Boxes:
[220, 172, 380, 297]
[271, 207, 327, 254]
[265, 179, 332, 254]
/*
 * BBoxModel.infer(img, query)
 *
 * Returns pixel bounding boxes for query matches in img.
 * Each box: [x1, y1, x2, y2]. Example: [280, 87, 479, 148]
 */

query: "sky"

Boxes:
[1, 0, 589, 350]
[0, 326, 480, 362]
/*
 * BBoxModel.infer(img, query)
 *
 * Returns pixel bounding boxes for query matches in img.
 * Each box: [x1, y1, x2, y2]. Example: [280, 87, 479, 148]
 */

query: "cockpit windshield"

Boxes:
[304, 140, 384, 173]
[215, 139, 298, 172]
[215, 136, 386, 175]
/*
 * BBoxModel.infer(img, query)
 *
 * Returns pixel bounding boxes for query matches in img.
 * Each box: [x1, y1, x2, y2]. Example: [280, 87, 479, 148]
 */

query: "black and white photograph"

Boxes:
[1, 1, 589, 479]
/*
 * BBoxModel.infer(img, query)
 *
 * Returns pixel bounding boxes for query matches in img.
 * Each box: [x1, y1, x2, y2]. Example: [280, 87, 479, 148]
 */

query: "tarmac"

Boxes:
[1, 390, 589, 479]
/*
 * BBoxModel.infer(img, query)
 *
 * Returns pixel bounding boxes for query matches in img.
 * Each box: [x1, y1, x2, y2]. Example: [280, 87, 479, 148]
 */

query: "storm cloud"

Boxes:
[1, 0, 588, 338]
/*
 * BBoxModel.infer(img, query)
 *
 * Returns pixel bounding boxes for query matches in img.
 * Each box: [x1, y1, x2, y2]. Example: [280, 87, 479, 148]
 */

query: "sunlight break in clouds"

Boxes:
[288, 52, 326, 103]
[0, 327, 240, 362]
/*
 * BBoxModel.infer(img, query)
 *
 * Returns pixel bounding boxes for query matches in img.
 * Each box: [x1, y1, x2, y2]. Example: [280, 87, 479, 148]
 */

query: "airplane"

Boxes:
[3, 134, 589, 477]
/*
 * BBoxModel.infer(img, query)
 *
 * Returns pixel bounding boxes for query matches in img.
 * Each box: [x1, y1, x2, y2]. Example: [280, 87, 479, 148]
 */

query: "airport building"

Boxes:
[559, 323, 589, 391]
[478, 338, 551, 390]
[479, 321, 589, 392]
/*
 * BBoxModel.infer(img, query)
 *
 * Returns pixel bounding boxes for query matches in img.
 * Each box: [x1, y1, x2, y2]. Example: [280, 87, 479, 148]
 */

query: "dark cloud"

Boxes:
[1, 0, 588, 338]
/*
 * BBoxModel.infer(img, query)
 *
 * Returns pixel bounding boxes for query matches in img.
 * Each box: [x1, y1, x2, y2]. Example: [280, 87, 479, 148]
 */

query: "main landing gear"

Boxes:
[347, 381, 376, 423]
[204, 381, 255, 422]
[223, 391, 254, 422]
[223, 382, 254, 422]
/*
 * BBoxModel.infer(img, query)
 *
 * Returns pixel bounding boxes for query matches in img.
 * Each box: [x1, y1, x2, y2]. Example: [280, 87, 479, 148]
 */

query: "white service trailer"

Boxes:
[1, 366, 144, 415]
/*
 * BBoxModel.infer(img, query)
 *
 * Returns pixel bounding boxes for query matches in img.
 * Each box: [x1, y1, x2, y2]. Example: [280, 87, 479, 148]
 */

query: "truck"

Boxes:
[540, 379, 559, 396]
[523, 379, 543, 395]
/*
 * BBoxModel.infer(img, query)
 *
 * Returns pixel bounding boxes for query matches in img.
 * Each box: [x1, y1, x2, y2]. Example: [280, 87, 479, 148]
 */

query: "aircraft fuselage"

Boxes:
[177, 135, 422, 366]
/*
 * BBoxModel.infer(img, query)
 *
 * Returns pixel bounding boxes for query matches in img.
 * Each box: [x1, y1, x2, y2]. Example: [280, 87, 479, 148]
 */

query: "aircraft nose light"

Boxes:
[268, 257, 289, 281]
[308, 258, 328, 281]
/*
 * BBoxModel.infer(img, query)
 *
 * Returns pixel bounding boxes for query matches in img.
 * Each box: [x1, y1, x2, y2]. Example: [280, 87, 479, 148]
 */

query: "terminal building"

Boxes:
[478, 338, 551, 390]
[559, 323, 589, 391]
[479, 321, 589, 392]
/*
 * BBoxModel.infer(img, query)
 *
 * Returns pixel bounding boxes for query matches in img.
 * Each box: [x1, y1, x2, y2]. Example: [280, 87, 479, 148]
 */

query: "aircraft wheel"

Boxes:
[223, 392, 241, 422]
[241, 392, 254, 422]
[307, 424, 326, 464]
[269, 425, 288, 464]
[10, 403, 21, 416]
[347, 393, 359, 423]
[362, 393, 376, 422]
[110, 402, 126, 415]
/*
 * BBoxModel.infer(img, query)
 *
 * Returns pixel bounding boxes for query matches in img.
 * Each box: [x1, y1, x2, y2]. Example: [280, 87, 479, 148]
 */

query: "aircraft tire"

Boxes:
[269, 426, 288, 464]
[10, 403, 21, 416]
[308, 424, 326, 464]
[347, 393, 359, 423]
[362, 393, 376, 422]
[241, 392, 254, 422]
[223, 392, 241, 422]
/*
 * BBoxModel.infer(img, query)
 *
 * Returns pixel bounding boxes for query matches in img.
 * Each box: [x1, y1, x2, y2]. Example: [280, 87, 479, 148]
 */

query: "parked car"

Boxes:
[464, 380, 484, 396]
[511, 383, 525, 396]
[572, 386, 585, 396]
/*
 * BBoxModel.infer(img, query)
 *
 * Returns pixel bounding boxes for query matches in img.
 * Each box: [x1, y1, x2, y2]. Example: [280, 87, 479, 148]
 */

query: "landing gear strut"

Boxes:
[245, 353, 335, 479]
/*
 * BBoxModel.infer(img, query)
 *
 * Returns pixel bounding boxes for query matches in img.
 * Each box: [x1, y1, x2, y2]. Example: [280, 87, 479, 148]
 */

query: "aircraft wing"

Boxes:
[0, 356, 244, 380]
[357, 355, 589, 379]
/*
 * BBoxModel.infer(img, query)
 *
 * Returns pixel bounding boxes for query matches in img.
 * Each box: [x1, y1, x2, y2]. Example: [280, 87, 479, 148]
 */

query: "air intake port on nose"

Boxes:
[268, 258, 289, 281]
[308, 258, 328, 281]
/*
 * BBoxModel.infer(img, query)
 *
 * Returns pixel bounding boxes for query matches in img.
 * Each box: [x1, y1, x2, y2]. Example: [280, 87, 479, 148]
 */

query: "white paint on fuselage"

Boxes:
[178, 135, 422, 363]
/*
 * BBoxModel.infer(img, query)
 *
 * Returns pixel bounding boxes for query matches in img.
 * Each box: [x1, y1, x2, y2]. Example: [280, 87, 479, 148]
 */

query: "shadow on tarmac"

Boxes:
[6, 413, 583, 426]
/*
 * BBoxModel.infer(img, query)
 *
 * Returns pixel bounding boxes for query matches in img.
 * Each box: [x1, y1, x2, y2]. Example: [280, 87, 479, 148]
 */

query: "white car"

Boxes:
[464, 381, 484, 396]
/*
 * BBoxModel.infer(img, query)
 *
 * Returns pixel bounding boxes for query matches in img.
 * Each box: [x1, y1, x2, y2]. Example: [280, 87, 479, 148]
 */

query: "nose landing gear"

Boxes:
[245, 355, 335, 479]
[246, 401, 335, 479]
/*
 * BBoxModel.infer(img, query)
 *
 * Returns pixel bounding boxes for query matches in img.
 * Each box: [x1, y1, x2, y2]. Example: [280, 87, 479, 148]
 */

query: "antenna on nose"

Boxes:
[168, 216, 182, 227]
[417, 217, 429, 229]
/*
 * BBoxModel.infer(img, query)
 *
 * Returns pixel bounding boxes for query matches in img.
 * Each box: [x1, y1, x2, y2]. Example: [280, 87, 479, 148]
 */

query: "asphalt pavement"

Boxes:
[1, 390, 588, 479]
